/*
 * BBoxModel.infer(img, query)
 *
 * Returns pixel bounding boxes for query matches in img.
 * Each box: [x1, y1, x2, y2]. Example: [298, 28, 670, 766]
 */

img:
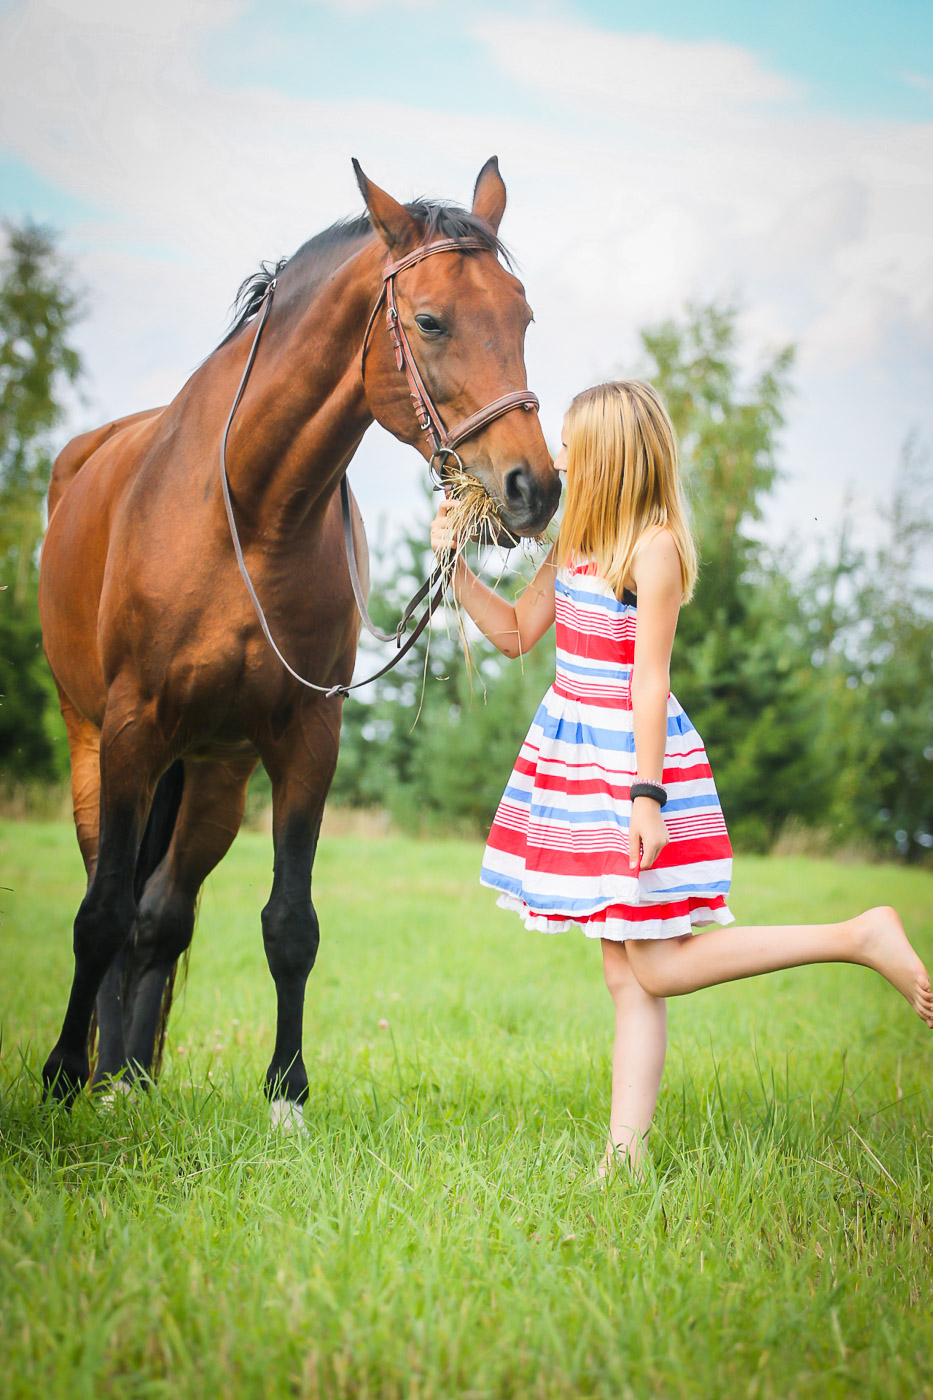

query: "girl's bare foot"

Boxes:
[598, 1142, 646, 1183]
[854, 906, 933, 1027]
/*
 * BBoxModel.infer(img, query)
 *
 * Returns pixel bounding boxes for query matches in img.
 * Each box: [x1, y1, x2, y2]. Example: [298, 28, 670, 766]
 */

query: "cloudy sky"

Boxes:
[1, 0, 931, 564]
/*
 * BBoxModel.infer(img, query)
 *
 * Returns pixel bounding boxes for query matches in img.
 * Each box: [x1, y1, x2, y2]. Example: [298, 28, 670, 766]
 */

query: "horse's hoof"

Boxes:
[42, 1047, 89, 1105]
[269, 1098, 309, 1136]
[93, 1077, 134, 1106]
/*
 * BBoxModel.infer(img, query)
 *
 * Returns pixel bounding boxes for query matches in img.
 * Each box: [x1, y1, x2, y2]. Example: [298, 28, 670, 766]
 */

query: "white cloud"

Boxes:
[469, 17, 799, 119]
[0, 1, 930, 559]
[898, 70, 933, 95]
[305, 0, 436, 10]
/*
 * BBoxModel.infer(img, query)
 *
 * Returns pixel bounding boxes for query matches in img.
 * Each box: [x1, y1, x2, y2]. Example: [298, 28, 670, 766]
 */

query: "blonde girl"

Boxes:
[431, 379, 932, 1175]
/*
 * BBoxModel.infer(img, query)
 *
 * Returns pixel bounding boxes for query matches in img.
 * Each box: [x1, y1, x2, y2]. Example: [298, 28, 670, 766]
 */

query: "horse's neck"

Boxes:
[220, 242, 382, 534]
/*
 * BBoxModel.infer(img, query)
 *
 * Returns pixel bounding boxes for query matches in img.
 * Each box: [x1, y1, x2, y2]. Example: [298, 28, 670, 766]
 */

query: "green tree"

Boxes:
[797, 436, 933, 861]
[0, 219, 84, 780]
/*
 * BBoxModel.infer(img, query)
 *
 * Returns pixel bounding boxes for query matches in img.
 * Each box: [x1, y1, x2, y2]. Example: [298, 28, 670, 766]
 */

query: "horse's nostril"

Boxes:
[504, 466, 534, 509]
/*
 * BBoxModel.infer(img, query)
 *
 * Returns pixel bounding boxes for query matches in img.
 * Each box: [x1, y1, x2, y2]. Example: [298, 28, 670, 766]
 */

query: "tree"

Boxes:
[0, 219, 84, 780]
[796, 436, 933, 861]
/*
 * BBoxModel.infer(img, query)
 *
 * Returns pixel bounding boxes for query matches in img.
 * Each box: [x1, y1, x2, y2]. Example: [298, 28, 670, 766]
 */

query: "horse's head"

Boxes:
[355, 158, 560, 540]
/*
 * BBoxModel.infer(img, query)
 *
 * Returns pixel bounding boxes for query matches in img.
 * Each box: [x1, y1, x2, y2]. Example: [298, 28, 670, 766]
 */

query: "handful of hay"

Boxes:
[438, 460, 548, 557]
[430, 461, 553, 689]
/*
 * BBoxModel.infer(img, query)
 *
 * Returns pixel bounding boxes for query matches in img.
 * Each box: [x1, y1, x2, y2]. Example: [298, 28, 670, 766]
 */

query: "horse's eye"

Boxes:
[414, 313, 444, 336]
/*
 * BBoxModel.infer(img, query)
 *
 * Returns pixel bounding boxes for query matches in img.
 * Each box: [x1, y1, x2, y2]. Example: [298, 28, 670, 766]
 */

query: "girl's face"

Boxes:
[554, 414, 570, 479]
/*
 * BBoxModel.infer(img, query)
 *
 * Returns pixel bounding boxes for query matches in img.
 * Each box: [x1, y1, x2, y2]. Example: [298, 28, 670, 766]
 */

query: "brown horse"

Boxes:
[38, 158, 559, 1114]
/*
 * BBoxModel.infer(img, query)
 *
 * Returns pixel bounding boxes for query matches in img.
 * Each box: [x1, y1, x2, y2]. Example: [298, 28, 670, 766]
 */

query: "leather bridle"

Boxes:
[220, 235, 540, 698]
[361, 235, 539, 467]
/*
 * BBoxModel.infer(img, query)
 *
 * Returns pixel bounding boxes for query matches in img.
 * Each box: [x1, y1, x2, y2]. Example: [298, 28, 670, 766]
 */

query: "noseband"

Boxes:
[220, 236, 540, 698]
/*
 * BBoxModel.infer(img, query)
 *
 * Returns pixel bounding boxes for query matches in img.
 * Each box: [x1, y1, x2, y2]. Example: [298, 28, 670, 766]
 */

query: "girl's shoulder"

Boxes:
[632, 523, 678, 559]
[631, 525, 682, 579]
[630, 526, 686, 604]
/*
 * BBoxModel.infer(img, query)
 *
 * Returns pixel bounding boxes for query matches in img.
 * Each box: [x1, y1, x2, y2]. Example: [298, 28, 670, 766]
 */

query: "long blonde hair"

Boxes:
[556, 380, 697, 602]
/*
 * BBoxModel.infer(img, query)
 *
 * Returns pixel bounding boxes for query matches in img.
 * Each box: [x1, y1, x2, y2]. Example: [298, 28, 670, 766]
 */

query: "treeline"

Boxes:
[1, 222, 931, 861]
[0, 221, 83, 783]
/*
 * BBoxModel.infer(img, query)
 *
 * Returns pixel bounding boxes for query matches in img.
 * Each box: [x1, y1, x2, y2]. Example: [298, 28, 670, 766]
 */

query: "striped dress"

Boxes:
[480, 560, 734, 941]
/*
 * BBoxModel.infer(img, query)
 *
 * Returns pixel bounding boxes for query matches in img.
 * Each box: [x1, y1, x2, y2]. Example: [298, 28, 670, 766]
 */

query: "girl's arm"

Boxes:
[430, 498, 556, 659]
[628, 528, 683, 872]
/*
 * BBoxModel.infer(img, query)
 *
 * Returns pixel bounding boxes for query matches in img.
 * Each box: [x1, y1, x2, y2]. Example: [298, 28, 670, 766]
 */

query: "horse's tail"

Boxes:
[150, 940, 192, 1083]
[134, 760, 185, 903]
[135, 760, 187, 1082]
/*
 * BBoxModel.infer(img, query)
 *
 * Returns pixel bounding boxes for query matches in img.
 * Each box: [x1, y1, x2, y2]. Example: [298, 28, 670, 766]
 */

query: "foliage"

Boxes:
[2, 822, 933, 1399]
[0, 220, 83, 780]
[795, 436, 933, 861]
[0, 220, 83, 603]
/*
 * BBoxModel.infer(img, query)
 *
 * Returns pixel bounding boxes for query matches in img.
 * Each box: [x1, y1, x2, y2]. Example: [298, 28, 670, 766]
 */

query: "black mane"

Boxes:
[219, 199, 510, 347]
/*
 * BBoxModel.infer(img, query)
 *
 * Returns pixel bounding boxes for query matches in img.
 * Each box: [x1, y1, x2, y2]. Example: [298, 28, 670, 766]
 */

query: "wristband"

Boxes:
[630, 781, 667, 806]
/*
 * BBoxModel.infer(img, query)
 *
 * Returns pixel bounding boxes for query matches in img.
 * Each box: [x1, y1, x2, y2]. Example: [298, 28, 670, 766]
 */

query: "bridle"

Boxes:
[361, 236, 538, 467]
[220, 235, 540, 699]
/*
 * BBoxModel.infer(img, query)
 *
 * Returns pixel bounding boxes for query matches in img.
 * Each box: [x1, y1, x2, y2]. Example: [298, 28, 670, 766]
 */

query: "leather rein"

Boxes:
[220, 236, 539, 699]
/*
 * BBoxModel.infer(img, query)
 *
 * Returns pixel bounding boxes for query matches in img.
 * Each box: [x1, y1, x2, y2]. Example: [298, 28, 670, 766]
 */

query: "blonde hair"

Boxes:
[556, 380, 697, 602]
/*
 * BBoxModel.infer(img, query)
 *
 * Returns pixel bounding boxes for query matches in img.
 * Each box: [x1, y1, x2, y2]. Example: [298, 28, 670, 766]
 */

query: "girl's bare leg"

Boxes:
[625, 907, 933, 1027]
[601, 940, 668, 1176]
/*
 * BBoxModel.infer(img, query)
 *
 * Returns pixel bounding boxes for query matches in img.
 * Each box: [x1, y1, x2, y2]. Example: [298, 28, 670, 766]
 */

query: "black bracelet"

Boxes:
[630, 781, 667, 806]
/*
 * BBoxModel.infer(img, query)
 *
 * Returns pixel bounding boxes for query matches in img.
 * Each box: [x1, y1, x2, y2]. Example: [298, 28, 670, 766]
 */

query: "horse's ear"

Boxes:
[352, 159, 419, 251]
[472, 156, 506, 234]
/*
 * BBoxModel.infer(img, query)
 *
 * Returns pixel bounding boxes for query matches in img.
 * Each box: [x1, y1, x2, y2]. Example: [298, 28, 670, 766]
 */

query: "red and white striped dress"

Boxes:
[480, 561, 734, 941]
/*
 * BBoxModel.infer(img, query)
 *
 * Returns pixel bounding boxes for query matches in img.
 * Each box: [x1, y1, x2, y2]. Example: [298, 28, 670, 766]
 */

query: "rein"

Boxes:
[220, 237, 539, 699]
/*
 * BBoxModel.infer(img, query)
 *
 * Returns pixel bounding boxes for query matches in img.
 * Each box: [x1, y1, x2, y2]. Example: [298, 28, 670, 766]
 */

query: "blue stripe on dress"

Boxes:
[505, 794, 721, 826]
[528, 802, 632, 827]
[537, 711, 694, 751]
[555, 655, 632, 680]
[480, 867, 730, 911]
[555, 580, 635, 613]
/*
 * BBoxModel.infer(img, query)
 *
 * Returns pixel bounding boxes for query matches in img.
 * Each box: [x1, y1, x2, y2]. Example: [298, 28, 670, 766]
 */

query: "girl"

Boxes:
[431, 379, 933, 1177]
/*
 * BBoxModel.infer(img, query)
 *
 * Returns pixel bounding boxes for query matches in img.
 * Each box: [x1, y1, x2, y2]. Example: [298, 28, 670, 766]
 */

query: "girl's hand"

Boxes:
[629, 797, 669, 872]
[430, 498, 462, 556]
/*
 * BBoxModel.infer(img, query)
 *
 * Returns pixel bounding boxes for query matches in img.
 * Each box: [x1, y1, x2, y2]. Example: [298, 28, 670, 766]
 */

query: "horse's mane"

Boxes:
[219, 200, 510, 347]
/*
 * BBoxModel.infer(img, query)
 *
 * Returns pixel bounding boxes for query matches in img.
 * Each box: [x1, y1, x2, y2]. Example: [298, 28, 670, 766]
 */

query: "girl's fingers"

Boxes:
[641, 835, 669, 870]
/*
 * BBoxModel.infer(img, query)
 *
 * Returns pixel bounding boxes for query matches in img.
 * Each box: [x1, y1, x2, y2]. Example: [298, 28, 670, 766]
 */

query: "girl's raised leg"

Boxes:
[600, 939, 668, 1176]
[625, 907, 933, 1026]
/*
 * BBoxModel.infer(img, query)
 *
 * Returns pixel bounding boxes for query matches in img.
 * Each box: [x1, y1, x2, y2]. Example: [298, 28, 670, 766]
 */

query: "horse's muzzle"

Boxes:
[497, 464, 561, 538]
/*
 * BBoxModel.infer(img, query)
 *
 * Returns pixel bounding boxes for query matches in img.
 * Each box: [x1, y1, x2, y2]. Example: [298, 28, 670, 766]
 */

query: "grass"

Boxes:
[1, 818, 932, 1399]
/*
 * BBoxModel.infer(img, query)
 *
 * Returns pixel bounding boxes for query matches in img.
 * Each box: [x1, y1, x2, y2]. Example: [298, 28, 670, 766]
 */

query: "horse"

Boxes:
[38, 157, 559, 1120]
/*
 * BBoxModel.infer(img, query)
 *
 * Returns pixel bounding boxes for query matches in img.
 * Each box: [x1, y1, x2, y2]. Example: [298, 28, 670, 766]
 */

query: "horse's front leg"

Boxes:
[42, 688, 167, 1102]
[260, 697, 342, 1121]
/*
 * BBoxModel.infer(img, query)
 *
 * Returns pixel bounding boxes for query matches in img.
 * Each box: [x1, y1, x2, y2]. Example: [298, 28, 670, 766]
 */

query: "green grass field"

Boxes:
[1, 819, 931, 1399]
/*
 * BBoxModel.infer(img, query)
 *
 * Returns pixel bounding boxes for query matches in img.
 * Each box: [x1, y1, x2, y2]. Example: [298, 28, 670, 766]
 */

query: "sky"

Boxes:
[1, 0, 931, 570]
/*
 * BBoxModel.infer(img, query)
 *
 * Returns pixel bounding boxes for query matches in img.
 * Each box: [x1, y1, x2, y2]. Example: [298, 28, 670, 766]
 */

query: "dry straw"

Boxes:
[427, 463, 553, 698]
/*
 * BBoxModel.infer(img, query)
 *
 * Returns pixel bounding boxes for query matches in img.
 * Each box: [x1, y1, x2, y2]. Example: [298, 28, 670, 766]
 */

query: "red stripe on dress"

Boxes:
[510, 769, 718, 803]
[555, 638, 636, 667]
[486, 824, 732, 870]
[513, 748, 709, 779]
